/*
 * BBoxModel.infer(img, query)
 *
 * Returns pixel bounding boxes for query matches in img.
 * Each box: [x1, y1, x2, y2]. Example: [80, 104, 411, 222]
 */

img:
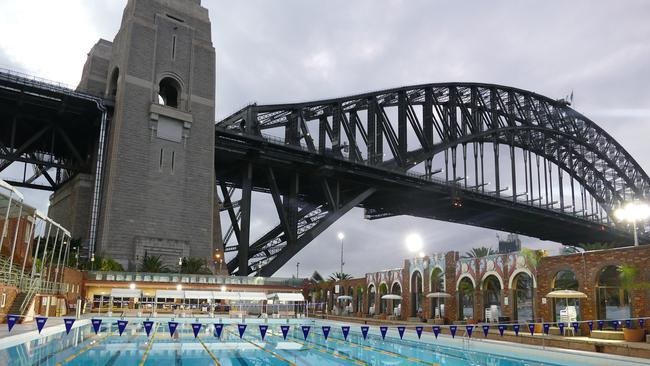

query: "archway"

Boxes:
[158, 77, 181, 108]
[368, 284, 376, 315]
[483, 275, 502, 321]
[410, 271, 423, 317]
[430, 267, 445, 318]
[379, 283, 388, 314]
[512, 272, 534, 322]
[552, 270, 580, 322]
[391, 282, 402, 317]
[458, 277, 474, 320]
[596, 265, 630, 320]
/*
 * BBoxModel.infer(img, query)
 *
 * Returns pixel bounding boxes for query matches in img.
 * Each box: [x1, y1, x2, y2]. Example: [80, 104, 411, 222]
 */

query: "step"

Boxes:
[590, 330, 625, 340]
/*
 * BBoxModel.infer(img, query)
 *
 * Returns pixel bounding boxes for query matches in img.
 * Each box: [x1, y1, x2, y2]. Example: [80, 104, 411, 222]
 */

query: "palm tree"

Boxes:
[463, 247, 496, 258]
[328, 272, 352, 281]
[180, 257, 211, 274]
[139, 253, 168, 273]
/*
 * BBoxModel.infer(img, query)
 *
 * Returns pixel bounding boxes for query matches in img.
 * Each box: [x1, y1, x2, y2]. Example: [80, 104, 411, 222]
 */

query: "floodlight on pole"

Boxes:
[405, 233, 423, 253]
[614, 201, 650, 246]
[338, 232, 345, 277]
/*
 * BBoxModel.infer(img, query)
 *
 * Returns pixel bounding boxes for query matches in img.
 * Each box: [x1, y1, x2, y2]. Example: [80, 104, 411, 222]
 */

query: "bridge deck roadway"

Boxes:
[215, 129, 639, 247]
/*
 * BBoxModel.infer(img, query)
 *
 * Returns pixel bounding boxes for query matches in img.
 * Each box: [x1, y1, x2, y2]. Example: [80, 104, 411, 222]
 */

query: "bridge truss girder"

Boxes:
[217, 82, 650, 275]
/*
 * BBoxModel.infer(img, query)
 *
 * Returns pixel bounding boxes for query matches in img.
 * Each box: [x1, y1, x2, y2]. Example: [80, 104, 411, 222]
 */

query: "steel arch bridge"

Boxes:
[216, 82, 650, 276]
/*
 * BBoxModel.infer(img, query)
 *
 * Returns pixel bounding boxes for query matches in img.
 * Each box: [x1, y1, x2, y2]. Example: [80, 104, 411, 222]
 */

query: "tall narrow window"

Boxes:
[159, 148, 164, 169]
[171, 35, 177, 60]
[158, 77, 181, 108]
[171, 151, 175, 172]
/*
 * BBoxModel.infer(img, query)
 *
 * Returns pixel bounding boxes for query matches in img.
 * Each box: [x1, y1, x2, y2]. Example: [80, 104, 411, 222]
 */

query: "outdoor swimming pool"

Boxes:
[0, 318, 647, 366]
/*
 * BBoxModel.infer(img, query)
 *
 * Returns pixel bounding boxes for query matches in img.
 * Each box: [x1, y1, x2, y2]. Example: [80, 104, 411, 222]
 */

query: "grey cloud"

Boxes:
[2, 0, 648, 278]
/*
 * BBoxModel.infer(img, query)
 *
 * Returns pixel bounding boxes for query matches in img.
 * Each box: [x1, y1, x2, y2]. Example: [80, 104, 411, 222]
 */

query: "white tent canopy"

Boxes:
[267, 293, 305, 302]
[239, 292, 267, 301]
[111, 289, 142, 298]
[184, 290, 213, 300]
[213, 291, 241, 301]
[155, 290, 185, 299]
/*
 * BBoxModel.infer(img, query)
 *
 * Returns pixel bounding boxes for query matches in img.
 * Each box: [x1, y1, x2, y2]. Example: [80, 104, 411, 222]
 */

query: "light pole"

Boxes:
[90, 253, 95, 271]
[615, 201, 650, 246]
[178, 257, 183, 276]
[296, 262, 300, 278]
[337, 232, 345, 278]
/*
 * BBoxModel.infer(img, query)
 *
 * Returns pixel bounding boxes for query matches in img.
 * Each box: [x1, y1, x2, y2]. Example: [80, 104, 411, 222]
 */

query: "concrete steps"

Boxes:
[590, 330, 625, 340]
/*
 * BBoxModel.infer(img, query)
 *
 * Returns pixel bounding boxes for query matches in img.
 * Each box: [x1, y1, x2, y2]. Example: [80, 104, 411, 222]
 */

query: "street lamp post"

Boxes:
[296, 262, 300, 278]
[337, 232, 345, 278]
[615, 201, 650, 246]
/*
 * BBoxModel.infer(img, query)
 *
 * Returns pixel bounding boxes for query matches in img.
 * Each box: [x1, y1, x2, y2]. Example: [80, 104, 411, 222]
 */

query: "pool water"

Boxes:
[0, 319, 647, 366]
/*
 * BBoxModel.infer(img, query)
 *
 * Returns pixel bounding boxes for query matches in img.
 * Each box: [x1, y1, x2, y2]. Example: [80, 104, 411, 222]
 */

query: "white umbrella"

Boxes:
[546, 290, 587, 309]
[381, 294, 402, 300]
[426, 292, 451, 319]
[337, 295, 353, 301]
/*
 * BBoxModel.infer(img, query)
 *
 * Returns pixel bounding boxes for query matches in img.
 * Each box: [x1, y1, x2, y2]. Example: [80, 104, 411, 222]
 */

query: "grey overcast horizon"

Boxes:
[1, 0, 649, 279]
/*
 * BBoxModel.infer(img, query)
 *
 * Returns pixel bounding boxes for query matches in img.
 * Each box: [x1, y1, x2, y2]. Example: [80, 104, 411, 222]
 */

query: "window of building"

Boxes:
[596, 265, 631, 320]
[458, 277, 474, 320]
[108, 68, 119, 98]
[513, 272, 534, 322]
[157, 77, 181, 108]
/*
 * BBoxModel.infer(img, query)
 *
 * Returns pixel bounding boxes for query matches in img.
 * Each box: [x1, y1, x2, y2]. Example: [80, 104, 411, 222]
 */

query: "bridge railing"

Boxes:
[0, 67, 100, 101]
[230, 129, 609, 226]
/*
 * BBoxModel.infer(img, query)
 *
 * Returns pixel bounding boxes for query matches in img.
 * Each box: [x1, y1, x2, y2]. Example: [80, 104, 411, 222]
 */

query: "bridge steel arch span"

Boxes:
[216, 82, 650, 276]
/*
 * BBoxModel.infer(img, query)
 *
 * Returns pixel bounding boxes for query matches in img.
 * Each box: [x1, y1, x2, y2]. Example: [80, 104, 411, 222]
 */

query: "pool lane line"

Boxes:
[138, 324, 159, 366]
[267, 331, 369, 366]
[307, 333, 441, 366]
[55, 333, 111, 366]
[197, 336, 222, 366]
[224, 329, 297, 366]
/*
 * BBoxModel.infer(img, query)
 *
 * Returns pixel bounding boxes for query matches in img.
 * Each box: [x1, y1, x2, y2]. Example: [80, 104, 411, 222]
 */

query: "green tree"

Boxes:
[463, 247, 496, 258]
[328, 272, 352, 281]
[99, 257, 124, 271]
[139, 253, 168, 273]
[180, 257, 211, 274]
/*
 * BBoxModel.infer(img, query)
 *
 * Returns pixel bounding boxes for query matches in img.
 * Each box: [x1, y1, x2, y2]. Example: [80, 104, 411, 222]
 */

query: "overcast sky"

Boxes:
[1, 0, 649, 278]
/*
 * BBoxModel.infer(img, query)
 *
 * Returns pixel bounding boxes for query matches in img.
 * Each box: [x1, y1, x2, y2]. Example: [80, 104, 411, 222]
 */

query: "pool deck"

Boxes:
[315, 314, 650, 359]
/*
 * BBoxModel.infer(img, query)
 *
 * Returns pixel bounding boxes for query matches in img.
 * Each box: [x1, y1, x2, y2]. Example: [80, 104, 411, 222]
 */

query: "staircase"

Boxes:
[6, 292, 30, 320]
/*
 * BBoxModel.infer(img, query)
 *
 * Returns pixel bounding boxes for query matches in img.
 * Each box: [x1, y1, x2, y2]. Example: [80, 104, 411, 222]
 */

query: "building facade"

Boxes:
[315, 246, 650, 330]
[50, 0, 220, 269]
